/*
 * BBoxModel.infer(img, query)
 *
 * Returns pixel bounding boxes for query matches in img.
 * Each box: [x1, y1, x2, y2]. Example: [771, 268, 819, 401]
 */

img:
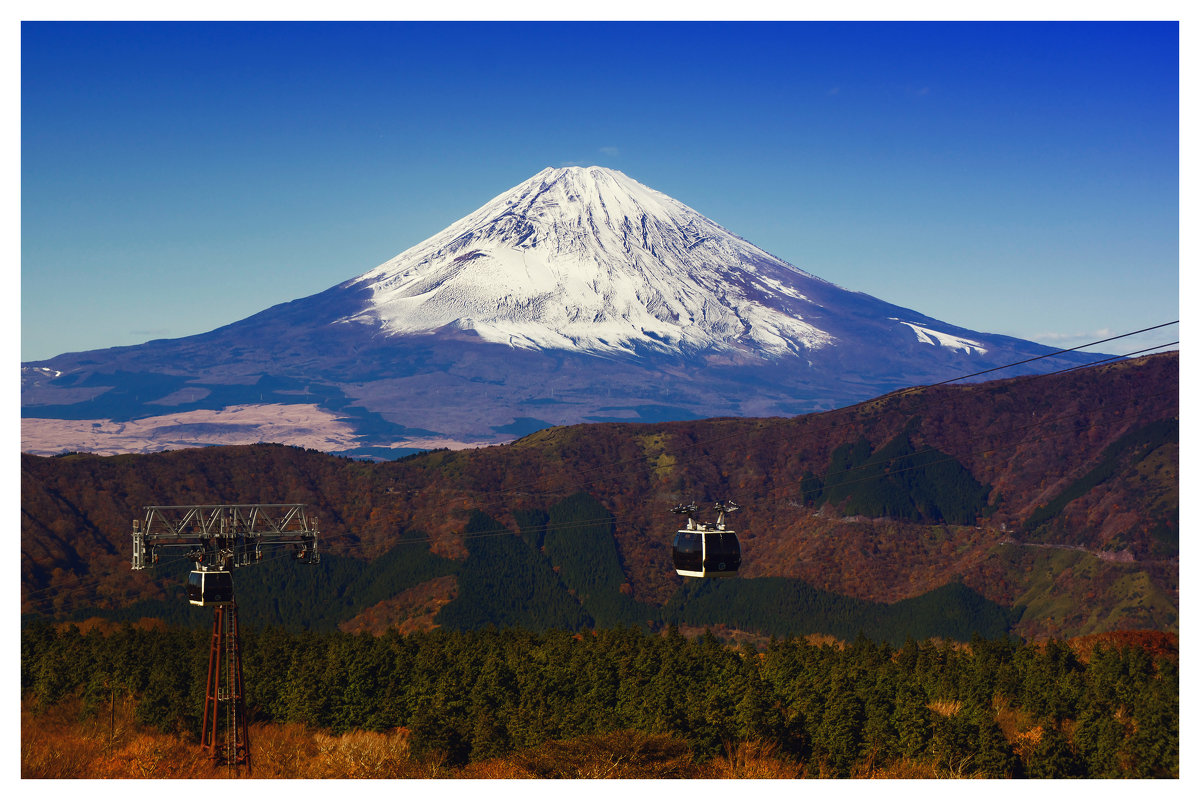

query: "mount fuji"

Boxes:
[22, 166, 1103, 457]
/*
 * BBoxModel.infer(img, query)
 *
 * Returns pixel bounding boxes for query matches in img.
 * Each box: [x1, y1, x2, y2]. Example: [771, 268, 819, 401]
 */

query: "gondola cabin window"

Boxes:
[672, 528, 740, 578]
[672, 530, 704, 574]
[187, 569, 234, 606]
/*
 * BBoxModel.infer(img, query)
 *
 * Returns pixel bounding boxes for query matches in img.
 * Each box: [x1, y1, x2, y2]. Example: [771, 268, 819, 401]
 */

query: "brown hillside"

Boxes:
[21, 352, 1178, 639]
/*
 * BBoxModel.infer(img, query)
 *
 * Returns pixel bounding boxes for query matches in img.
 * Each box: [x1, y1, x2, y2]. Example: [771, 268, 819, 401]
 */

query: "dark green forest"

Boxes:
[1024, 418, 1179, 554]
[21, 354, 1181, 646]
[811, 423, 993, 524]
[21, 621, 1178, 778]
[47, 491, 1013, 643]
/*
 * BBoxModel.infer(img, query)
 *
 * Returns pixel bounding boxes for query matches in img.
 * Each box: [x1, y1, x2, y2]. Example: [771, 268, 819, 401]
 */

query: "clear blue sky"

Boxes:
[20, 20, 1180, 362]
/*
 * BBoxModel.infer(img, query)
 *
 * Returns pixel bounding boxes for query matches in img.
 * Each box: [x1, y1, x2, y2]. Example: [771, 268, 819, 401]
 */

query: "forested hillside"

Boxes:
[21, 622, 1179, 778]
[21, 353, 1177, 641]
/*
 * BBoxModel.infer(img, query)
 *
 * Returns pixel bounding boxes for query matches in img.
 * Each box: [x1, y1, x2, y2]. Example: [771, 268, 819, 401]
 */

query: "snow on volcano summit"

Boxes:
[342, 166, 836, 358]
[22, 164, 1111, 457]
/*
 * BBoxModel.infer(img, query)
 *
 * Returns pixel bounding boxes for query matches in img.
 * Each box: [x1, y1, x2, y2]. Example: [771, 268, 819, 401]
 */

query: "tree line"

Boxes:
[21, 621, 1177, 778]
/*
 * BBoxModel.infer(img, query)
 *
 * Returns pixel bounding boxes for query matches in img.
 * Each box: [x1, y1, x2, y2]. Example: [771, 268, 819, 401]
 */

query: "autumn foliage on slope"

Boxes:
[21, 353, 1177, 640]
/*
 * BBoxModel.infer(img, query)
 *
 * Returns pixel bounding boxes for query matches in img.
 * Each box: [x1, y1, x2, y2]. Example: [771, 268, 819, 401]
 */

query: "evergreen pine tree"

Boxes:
[1024, 724, 1084, 778]
[814, 676, 865, 777]
[892, 682, 933, 760]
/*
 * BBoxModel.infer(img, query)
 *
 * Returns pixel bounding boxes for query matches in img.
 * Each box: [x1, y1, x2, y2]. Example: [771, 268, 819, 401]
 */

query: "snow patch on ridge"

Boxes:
[895, 320, 988, 355]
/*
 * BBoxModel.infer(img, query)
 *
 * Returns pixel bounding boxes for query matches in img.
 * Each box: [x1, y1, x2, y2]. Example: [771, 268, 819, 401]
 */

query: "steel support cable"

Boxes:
[25, 372, 1174, 621]
[21, 545, 326, 617]
[910, 321, 1177, 391]
[446, 382, 1180, 546]
[459, 324, 1178, 503]
[348, 379, 1179, 553]
[461, 340, 1180, 507]
[21, 365, 1178, 618]
[767, 383, 1180, 501]
[264, 378, 1185, 553]
[21, 539, 290, 602]
[19, 326, 1179, 615]
[225, 338, 1180, 537]
[277, 341, 1179, 563]
[1035, 341, 1178, 375]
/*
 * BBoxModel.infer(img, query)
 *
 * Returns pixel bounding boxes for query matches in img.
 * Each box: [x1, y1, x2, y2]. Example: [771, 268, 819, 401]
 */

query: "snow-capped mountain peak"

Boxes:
[342, 166, 835, 358]
[22, 164, 1109, 456]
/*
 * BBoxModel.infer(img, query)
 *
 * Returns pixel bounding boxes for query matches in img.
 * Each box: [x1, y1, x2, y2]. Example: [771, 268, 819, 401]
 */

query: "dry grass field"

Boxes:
[22, 698, 957, 779]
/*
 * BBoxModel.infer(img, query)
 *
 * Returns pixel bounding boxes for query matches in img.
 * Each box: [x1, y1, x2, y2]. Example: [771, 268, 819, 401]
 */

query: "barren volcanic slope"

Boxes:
[22, 166, 1103, 457]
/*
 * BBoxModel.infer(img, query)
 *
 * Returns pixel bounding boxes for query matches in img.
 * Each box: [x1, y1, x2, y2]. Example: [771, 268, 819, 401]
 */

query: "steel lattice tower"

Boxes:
[202, 602, 250, 771]
[131, 503, 319, 775]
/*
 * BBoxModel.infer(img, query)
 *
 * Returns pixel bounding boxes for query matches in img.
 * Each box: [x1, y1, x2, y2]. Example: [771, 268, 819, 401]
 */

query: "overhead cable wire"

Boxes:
[382, 381, 1179, 548]
[21, 324, 1179, 616]
[768, 386, 1179, 502]
[472, 336, 1179, 505]
[910, 320, 1177, 391]
[24, 337, 1177, 606]
[24, 333, 1179, 605]
[465, 324, 1178, 503]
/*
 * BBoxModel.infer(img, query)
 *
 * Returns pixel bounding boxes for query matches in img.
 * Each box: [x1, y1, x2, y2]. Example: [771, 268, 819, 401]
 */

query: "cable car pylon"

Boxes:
[131, 503, 320, 775]
[201, 578, 249, 770]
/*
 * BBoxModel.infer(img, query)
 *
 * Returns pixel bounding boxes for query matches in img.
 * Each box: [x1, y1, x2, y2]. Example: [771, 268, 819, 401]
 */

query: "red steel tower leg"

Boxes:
[229, 604, 251, 773]
[200, 603, 251, 773]
[201, 606, 223, 757]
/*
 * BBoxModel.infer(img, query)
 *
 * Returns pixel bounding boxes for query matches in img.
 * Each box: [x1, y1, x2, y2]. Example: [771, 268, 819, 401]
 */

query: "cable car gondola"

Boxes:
[186, 568, 235, 607]
[671, 502, 741, 578]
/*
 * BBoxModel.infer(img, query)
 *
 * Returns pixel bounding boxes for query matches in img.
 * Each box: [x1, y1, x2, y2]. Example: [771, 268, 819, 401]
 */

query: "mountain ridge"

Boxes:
[20, 353, 1178, 641]
[22, 166, 1107, 456]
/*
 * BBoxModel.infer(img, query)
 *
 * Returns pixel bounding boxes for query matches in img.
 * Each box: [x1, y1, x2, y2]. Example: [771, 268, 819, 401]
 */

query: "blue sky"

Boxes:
[20, 20, 1180, 362]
